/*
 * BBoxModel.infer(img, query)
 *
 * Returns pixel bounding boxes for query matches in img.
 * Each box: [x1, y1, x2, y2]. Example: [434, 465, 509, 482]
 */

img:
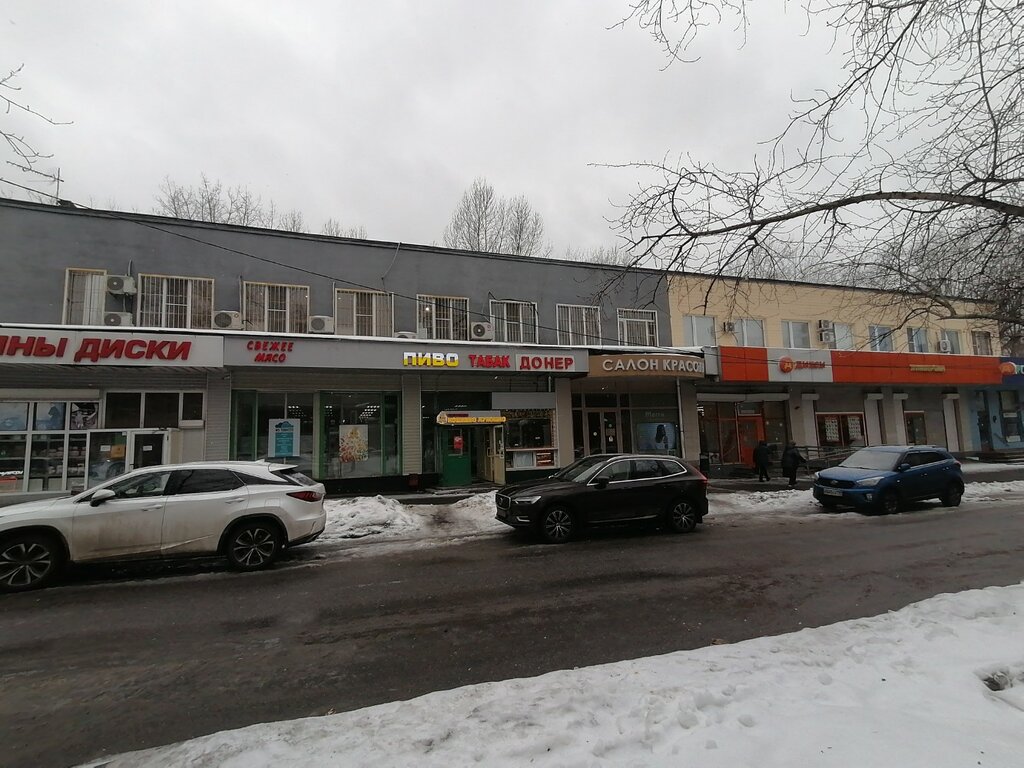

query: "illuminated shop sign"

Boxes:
[515, 355, 576, 371]
[589, 354, 705, 378]
[1000, 361, 1024, 376]
[403, 352, 460, 368]
[778, 356, 826, 373]
[436, 411, 506, 425]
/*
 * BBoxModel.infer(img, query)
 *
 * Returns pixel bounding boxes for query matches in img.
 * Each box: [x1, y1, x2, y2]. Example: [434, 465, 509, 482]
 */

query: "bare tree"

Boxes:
[442, 177, 550, 256]
[322, 217, 368, 239]
[564, 244, 634, 266]
[1, 64, 69, 199]
[615, 1, 1024, 339]
[277, 209, 305, 233]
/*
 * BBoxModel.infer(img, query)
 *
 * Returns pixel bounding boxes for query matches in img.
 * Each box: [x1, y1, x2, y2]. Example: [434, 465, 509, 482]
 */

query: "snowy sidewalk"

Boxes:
[85, 582, 1024, 767]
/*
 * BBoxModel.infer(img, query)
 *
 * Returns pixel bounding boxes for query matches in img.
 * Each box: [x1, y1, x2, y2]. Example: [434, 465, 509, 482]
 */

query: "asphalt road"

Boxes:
[2, 498, 1024, 768]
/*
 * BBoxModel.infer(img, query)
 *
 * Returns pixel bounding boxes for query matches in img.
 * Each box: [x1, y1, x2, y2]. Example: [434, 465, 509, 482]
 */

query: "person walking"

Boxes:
[753, 439, 771, 482]
[781, 441, 807, 488]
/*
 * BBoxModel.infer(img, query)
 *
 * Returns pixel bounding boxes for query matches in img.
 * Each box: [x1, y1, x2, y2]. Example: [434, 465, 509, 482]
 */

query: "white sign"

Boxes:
[269, 418, 301, 458]
[0, 327, 224, 367]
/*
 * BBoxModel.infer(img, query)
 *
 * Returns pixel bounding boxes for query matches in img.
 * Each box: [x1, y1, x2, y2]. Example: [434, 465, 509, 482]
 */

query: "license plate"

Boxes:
[823, 488, 843, 497]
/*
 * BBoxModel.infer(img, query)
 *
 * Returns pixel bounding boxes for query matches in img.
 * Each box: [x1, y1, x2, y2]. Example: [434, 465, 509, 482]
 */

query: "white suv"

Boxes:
[0, 461, 327, 592]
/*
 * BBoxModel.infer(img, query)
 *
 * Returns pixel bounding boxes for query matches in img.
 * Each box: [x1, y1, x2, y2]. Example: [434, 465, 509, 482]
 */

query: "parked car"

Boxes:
[0, 461, 327, 593]
[495, 454, 709, 543]
[812, 445, 964, 514]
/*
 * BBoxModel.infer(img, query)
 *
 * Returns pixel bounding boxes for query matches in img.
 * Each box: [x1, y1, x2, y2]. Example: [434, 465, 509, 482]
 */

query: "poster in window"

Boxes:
[35, 402, 66, 431]
[0, 402, 28, 432]
[636, 422, 677, 453]
[339, 424, 369, 463]
[847, 415, 863, 442]
[823, 416, 841, 443]
[70, 402, 99, 430]
[269, 418, 301, 458]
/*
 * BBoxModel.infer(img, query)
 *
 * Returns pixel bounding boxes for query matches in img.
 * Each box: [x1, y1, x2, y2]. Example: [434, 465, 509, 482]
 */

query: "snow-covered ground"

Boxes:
[315, 480, 1024, 551]
[85, 582, 1024, 767]
[960, 460, 1024, 475]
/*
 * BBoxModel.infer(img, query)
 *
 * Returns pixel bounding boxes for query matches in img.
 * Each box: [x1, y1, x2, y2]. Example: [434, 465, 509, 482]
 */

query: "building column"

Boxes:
[401, 374, 422, 474]
[799, 393, 819, 447]
[555, 378, 574, 467]
[677, 381, 699, 460]
[943, 393, 961, 452]
[864, 393, 884, 445]
[204, 371, 232, 461]
[882, 390, 909, 444]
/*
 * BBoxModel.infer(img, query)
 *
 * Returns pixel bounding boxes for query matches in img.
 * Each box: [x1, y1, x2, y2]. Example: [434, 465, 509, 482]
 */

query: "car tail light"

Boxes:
[287, 490, 324, 502]
[693, 469, 709, 492]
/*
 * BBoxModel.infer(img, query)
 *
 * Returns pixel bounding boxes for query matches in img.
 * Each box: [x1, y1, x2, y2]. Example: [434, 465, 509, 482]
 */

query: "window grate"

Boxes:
[336, 290, 393, 337]
[139, 275, 214, 329]
[243, 282, 309, 333]
[556, 304, 601, 345]
[490, 300, 538, 343]
[417, 295, 469, 340]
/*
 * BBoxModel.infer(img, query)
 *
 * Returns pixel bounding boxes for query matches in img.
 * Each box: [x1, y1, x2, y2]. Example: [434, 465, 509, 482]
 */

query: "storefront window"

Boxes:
[504, 409, 556, 469]
[106, 392, 142, 428]
[999, 390, 1021, 444]
[0, 401, 101, 493]
[34, 402, 66, 431]
[144, 392, 181, 428]
[0, 402, 28, 432]
[421, 392, 490, 474]
[632, 409, 679, 455]
[322, 391, 401, 479]
[0, 434, 27, 493]
[904, 412, 927, 445]
[818, 413, 867, 447]
[232, 391, 258, 460]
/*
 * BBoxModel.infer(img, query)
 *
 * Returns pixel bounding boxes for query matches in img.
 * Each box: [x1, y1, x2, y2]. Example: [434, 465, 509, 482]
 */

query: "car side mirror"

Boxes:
[593, 477, 610, 490]
[90, 488, 116, 507]
[897, 463, 911, 473]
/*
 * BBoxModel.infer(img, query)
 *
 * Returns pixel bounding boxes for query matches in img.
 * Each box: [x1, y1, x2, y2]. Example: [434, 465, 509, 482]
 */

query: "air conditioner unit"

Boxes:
[818, 319, 834, 330]
[721, 321, 736, 333]
[818, 330, 836, 344]
[104, 312, 134, 327]
[938, 339, 952, 353]
[106, 275, 137, 295]
[394, 331, 418, 339]
[213, 310, 242, 330]
[470, 321, 494, 341]
[308, 315, 335, 334]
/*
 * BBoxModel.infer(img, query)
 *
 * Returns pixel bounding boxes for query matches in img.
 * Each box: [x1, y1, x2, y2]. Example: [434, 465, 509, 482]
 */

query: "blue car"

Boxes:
[812, 445, 964, 515]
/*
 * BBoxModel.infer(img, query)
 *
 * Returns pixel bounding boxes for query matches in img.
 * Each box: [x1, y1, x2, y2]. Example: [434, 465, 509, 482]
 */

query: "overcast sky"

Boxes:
[4, 1, 841, 255]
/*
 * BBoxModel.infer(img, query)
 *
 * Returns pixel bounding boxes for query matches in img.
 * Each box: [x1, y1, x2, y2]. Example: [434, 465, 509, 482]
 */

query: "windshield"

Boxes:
[553, 455, 611, 483]
[839, 449, 900, 471]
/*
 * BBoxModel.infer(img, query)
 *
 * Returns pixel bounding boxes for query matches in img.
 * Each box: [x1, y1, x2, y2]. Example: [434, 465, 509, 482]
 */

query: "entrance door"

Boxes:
[586, 411, 620, 455]
[440, 427, 472, 487]
[737, 416, 765, 467]
[483, 426, 505, 485]
[975, 391, 993, 451]
[86, 431, 129, 488]
[132, 432, 166, 471]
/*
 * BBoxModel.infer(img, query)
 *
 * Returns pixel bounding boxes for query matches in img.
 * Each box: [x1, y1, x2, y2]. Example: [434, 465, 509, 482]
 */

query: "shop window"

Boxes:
[63, 268, 107, 325]
[182, 392, 205, 422]
[999, 390, 1021, 444]
[70, 402, 100, 430]
[617, 309, 658, 346]
[972, 331, 994, 356]
[556, 304, 601, 345]
[336, 289, 393, 337]
[491, 300, 538, 344]
[506, 414, 552, 449]
[907, 327, 929, 353]
[138, 274, 214, 330]
[869, 325, 894, 352]
[243, 282, 309, 333]
[417, 295, 469, 340]
[106, 393, 143, 428]
[0, 434, 27, 494]
[323, 392, 400, 479]
[939, 329, 962, 354]
[817, 413, 867, 447]
[736, 318, 765, 347]
[0, 402, 29, 432]
[684, 315, 716, 347]
[904, 412, 927, 445]
[144, 392, 180, 428]
[782, 320, 811, 349]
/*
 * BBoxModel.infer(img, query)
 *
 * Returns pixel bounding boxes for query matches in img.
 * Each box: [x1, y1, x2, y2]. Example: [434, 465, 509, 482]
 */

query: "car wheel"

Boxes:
[538, 506, 575, 544]
[666, 499, 699, 533]
[0, 533, 64, 593]
[876, 489, 900, 515]
[225, 521, 282, 571]
[941, 482, 963, 507]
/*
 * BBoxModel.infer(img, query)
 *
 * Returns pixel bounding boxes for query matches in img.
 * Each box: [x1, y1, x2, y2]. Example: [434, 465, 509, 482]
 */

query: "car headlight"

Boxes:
[514, 495, 542, 504]
[812, 472, 819, 482]
[855, 476, 883, 487]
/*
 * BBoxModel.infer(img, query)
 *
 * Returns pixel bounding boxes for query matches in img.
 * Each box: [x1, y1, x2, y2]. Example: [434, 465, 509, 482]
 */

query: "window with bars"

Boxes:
[490, 300, 538, 343]
[336, 289, 394, 337]
[556, 304, 601, 345]
[243, 282, 309, 333]
[417, 295, 469, 340]
[138, 275, 214, 329]
[972, 330, 994, 356]
[617, 308, 658, 346]
[63, 268, 107, 325]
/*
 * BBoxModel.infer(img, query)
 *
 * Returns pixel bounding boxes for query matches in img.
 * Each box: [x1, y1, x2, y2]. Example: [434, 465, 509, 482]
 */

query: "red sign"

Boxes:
[468, 354, 511, 369]
[0, 329, 222, 367]
[778, 356, 826, 373]
[245, 339, 294, 364]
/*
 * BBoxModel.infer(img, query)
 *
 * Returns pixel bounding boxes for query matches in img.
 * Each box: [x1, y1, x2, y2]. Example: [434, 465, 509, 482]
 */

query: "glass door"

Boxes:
[585, 411, 620, 455]
[86, 431, 129, 488]
[737, 416, 765, 467]
[131, 432, 166, 470]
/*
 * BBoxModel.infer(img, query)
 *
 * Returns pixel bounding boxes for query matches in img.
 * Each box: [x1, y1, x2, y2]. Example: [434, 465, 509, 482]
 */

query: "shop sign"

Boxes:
[403, 352, 460, 368]
[515, 354, 576, 371]
[778, 356, 826, 373]
[268, 418, 300, 458]
[768, 349, 833, 383]
[1000, 360, 1024, 381]
[468, 354, 511, 369]
[589, 354, 704, 378]
[0, 328, 223, 367]
[246, 339, 294, 364]
[909, 364, 946, 373]
[436, 410, 506, 425]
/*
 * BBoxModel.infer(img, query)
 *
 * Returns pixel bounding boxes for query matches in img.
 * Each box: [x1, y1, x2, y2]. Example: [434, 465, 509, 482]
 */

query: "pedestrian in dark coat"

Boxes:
[781, 441, 807, 488]
[753, 440, 771, 482]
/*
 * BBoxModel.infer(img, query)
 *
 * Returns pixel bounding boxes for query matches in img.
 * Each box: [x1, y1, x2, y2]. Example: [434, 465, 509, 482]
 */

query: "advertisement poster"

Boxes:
[0, 402, 28, 431]
[635, 422, 678, 453]
[269, 419, 301, 458]
[339, 424, 369, 463]
[70, 402, 99, 430]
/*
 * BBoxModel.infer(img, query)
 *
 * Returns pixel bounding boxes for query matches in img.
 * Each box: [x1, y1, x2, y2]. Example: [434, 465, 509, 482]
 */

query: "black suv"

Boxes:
[495, 454, 709, 543]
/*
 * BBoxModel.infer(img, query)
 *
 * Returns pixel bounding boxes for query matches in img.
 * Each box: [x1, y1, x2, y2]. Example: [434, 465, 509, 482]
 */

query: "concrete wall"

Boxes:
[0, 198, 672, 347]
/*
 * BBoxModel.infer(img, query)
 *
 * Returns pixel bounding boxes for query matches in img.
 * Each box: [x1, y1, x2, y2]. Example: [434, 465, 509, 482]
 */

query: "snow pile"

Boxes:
[959, 460, 1024, 475]
[710, 488, 827, 519]
[87, 583, 1024, 767]
[964, 480, 1024, 502]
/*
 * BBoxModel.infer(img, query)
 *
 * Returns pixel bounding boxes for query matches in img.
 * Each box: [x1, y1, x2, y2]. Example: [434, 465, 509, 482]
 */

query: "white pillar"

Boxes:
[892, 392, 909, 444]
[864, 393, 883, 445]
[677, 381, 700, 460]
[801, 393, 819, 447]
[943, 394, 961, 452]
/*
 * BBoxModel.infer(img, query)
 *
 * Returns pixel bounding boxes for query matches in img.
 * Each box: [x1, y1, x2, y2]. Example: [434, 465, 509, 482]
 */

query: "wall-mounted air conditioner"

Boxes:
[818, 319, 834, 330]
[104, 312, 134, 327]
[394, 331, 418, 339]
[213, 310, 242, 330]
[818, 330, 836, 344]
[938, 339, 952, 353]
[106, 275, 137, 295]
[309, 315, 335, 334]
[470, 321, 494, 341]
[721, 321, 736, 333]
